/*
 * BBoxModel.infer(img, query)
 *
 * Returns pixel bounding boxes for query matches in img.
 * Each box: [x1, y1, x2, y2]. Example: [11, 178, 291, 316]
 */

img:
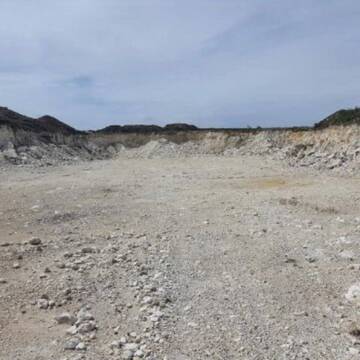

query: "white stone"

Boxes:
[123, 342, 139, 352]
[77, 321, 96, 334]
[345, 284, 360, 303]
[55, 312, 76, 325]
[122, 350, 133, 359]
[75, 342, 87, 351]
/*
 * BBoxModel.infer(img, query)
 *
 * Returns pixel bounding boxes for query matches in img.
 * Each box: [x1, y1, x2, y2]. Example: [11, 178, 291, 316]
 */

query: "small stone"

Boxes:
[150, 310, 163, 322]
[340, 250, 355, 260]
[0, 278, 7, 284]
[349, 264, 360, 271]
[55, 312, 76, 325]
[134, 350, 144, 357]
[13, 262, 20, 269]
[64, 338, 80, 350]
[37, 298, 49, 309]
[345, 284, 360, 303]
[77, 321, 96, 334]
[123, 343, 139, 352]
[305, 256, 316, 263]
[294, 311, 308, 317]
[81, 247, 95, 254]
[348, 347, 360, 355]
[142, 296, 153, 305]
[111, 257, 119, 264]
[75, 342, 87, 351]
[110, 340, 121, 349]
[66, 325, 78, 335]
[122, 350, 134, 359]
[29, 237, 42, 246]
[188, 322, 198, 328]
[76, 308, 94, 323]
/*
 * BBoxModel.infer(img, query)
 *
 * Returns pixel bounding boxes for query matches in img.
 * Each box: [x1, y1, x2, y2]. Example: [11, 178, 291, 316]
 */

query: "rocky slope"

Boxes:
[0, 106, 359, 172]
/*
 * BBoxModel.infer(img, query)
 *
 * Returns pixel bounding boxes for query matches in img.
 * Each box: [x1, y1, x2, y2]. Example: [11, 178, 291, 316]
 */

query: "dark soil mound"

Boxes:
[0, 107, 81, 134]
[37, 115, 79, 135]
[164, 123, 198, 131]
[314, 108, 360, 128]
[97, 124, 163, 134]
[97, 123, 198, 134]
[0, 106, 46, 132]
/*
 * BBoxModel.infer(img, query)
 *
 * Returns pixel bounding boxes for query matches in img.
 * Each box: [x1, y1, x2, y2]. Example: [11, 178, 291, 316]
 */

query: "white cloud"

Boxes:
[0, 0, 359, 128]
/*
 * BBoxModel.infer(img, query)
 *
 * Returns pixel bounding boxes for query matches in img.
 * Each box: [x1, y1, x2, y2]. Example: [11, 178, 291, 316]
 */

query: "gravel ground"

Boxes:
[1, 155, 360, 359]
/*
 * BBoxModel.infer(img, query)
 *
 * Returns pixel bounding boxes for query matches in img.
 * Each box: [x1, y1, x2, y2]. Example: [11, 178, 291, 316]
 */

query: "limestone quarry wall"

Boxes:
[0, 124, 359, 172]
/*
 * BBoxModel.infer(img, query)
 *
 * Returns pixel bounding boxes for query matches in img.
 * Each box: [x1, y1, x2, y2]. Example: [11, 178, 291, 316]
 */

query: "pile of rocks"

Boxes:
[106, 234, 174, 359]
[21, 230, 176, 359]
[57, 307, 97, 352]
[0, 141, 112, 167]
[286, 146, 360, 172]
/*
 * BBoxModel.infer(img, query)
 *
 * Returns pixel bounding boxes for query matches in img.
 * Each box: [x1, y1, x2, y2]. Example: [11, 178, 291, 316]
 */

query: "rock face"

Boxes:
[0, 105, 360, 172]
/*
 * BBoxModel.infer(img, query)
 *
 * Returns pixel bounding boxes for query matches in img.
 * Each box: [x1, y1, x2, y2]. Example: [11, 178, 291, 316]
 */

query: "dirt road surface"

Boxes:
[1, 155, 360, 359]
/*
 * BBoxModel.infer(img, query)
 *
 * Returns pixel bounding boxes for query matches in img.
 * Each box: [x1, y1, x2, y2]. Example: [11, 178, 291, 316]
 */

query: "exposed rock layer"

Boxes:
[0, 106, 359, 172]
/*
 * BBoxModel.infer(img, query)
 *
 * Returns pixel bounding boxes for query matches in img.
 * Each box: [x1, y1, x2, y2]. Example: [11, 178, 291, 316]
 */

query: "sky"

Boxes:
[0, 0, 359, 129]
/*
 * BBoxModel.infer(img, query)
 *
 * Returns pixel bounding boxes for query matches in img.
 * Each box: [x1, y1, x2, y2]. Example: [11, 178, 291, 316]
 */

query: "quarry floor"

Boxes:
[1, 155, 360, 359]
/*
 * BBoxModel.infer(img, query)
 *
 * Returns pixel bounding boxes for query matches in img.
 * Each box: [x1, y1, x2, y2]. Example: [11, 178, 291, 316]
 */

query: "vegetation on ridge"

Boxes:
[314, 107, 360, 129]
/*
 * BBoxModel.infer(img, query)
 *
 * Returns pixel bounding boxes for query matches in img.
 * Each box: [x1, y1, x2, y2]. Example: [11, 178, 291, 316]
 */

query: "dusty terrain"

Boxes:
[1, 154, 360, 359]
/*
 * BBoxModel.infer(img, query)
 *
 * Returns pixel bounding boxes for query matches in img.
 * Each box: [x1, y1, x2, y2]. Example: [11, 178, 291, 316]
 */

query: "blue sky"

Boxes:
[0, 0, 359, 129]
